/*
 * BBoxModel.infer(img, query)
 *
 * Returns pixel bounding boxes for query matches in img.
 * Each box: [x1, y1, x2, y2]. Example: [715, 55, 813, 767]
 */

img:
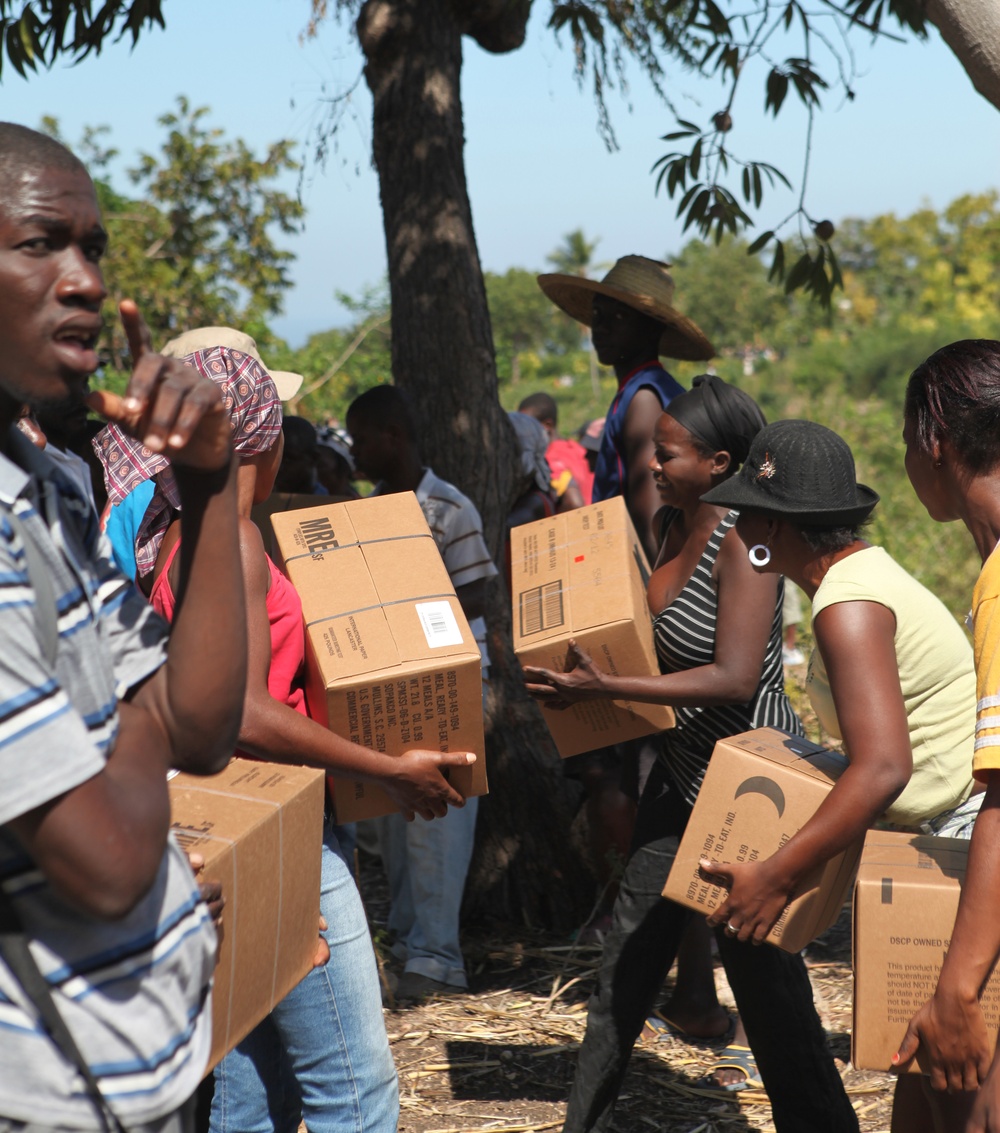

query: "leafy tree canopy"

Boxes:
[43, 98, 303, 371]
[3, 0, 988, 315]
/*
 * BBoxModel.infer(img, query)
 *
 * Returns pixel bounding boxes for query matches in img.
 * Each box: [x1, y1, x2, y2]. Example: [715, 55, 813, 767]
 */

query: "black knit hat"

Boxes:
[701, 419, 879, 525]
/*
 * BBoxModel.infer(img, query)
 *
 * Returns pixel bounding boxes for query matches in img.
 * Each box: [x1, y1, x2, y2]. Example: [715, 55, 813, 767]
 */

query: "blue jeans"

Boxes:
[209, 823, 398, 1133]
[372, 796, 479, 987]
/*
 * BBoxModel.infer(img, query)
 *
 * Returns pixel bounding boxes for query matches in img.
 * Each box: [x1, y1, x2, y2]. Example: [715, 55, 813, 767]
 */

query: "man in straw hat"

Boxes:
[537, 255, 713, 561]
[538, 260, 730, 1046]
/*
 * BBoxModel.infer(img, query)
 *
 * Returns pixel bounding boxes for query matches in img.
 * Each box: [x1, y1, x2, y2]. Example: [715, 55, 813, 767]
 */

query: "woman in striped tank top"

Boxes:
[525, 376, 857, 1133]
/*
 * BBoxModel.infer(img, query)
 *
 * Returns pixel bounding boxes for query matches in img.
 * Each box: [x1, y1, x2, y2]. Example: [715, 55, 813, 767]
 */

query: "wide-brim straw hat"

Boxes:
[161, 326, 304, 401]
[537, 255, 714, 362]
[702, 419, 879, 526]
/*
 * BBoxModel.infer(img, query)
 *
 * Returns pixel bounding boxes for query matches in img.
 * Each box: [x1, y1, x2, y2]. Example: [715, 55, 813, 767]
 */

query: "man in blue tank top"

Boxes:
[536, 258, 730, 1042]
[537, 255, 713, 560]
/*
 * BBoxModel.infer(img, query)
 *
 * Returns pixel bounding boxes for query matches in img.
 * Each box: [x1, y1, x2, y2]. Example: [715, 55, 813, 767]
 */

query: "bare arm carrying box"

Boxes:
[852, 829, 1000, 1073]
[270, 492, 488, 821]
[169, 758, 325, 1071]
[510, 496, 675, 757]
[662, 727, 865, 953]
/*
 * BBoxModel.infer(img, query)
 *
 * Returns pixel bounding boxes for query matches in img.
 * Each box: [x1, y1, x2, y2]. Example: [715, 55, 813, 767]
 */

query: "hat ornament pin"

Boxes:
[756, 452, 777, 481]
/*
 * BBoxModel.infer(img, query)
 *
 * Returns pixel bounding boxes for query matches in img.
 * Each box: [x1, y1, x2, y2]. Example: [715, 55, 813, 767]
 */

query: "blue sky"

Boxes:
[4, 1, 999, 346]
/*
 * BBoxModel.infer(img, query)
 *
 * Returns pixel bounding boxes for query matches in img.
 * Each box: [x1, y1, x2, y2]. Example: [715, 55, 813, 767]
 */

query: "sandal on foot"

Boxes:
[641, 1009, 734, 1045]
[697, 1044, 765, 1092]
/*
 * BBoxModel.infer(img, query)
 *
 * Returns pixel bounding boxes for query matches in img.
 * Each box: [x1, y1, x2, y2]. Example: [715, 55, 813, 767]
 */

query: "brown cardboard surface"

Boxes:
[510, 497, 675, 757]
[662, 728, 864, 952]
[852, 830, 1000, 1073]
[169, 758, 325, 1071]
[251, 492, 354, 558]
[271, 493, 487, 821]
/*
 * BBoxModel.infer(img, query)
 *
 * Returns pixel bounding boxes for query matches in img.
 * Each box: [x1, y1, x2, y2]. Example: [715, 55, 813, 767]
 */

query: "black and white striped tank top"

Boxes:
[654, 509, 803, 806]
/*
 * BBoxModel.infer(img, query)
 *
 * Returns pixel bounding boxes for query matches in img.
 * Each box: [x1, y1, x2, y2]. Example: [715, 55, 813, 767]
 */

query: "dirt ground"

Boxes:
[360, 654, 899, 1133]
[360, 861, 896, 1133]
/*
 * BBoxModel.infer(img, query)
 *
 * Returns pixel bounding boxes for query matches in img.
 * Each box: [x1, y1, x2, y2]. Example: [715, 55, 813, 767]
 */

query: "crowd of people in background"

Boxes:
[4, 119, 1000, 1133]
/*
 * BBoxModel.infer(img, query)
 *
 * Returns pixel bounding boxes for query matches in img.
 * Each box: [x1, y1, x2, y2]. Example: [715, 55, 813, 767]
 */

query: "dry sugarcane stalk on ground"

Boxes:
[355, 844, 897, 1133]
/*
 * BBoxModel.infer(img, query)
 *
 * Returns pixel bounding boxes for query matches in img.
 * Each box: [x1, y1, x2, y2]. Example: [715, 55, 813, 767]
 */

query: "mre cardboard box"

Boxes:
[271, 492, 487, 821]
[662, 728, 864, 952]
[852, 830, 1000, 1073]
[510, 497, 675, 757]
[169, 758, 325, 1071]
[251, 492, 352, 558]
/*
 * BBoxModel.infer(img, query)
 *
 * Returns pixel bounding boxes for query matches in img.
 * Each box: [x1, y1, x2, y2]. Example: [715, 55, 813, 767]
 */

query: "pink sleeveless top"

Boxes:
[150, 541, 308, 722]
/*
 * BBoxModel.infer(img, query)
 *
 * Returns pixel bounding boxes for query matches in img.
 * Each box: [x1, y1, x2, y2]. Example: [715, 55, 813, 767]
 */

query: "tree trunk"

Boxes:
[926, 0, 1000, 114]
[357, 0, 593, 929]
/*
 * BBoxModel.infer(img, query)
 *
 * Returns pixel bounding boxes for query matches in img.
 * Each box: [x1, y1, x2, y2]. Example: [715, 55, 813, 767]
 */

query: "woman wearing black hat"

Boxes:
[525, 380, 859, 1133]
[702, 418, 980, 1133]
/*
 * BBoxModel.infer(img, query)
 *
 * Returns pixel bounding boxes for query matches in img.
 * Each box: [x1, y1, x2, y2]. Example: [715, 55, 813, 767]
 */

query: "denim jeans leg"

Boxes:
[563, 765, 692, 1133]
[375, 799, 478, 987]
[370, 814, 415, 963]
[210, 823, 399, 1133]
[210, 1013, 300, 1133]
[716, 933, 859, 1133]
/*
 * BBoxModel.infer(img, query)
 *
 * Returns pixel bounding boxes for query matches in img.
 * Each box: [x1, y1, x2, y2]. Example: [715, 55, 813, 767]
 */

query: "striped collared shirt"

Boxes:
[0, 428, 216, 1128]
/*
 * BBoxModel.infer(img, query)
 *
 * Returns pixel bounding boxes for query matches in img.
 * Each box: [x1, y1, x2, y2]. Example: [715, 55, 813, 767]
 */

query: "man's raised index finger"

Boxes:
[119, 299, 153, 364]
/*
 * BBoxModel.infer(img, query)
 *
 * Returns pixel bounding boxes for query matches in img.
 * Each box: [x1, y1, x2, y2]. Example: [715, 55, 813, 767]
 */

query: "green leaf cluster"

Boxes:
[0, 0, 163, 78]
[276, 282, 392, 425]
[47, 99, 304, 372]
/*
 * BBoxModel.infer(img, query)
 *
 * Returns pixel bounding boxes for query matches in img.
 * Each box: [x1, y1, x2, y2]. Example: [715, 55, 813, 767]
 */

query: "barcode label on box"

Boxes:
[415, 601, 464, 648]
[519, 580, 565, 636]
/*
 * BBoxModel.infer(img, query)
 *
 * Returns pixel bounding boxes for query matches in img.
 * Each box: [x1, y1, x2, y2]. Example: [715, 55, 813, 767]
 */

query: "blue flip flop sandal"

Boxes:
[697, 1043, 765, 1092]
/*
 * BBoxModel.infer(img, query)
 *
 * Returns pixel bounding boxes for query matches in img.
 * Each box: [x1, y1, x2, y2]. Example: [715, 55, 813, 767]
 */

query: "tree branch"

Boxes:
[925, 0, 1000, 113]
[291, 312, 390, 408]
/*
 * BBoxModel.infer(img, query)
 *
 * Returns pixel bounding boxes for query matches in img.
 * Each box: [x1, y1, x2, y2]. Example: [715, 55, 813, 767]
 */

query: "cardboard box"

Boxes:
[271, 493, 487, 821]
[510, 497, 675, 757]
[852, 830, 1000, 1073]
[251, 492, 354, 558]
[662, 727, 864, 952]
[169, 758, 325, 1071]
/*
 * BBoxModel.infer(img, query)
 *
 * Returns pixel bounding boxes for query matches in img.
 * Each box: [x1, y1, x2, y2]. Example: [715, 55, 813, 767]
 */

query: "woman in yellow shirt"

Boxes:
[895, 338, 1000, 1133]
[701, 417, 981, 1130]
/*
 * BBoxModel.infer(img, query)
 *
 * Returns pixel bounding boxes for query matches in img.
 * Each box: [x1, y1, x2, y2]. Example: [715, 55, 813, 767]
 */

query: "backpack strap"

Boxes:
[0, 892, 126, 1133]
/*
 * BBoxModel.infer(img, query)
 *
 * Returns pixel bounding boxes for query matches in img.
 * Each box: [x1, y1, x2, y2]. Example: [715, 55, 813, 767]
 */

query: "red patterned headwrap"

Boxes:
[94, 346, 282, 577]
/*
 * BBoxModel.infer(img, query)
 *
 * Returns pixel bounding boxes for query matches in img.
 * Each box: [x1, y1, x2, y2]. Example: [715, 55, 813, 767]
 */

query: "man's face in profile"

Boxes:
[0, 162, 106, 414]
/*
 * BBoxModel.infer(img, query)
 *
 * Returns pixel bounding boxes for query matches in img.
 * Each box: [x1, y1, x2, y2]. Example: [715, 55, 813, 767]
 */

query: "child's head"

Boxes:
[517, 392, 558, 437]
[345, 385, 419, 482]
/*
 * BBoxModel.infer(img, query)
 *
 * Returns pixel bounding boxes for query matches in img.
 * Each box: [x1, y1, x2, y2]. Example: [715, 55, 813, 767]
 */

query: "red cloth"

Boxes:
[547, 437, 594, 505]
[150, 541, 307, 724]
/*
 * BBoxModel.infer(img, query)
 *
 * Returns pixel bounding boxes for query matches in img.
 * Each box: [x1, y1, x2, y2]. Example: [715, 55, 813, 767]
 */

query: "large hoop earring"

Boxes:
[749, 543, 771, 567]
